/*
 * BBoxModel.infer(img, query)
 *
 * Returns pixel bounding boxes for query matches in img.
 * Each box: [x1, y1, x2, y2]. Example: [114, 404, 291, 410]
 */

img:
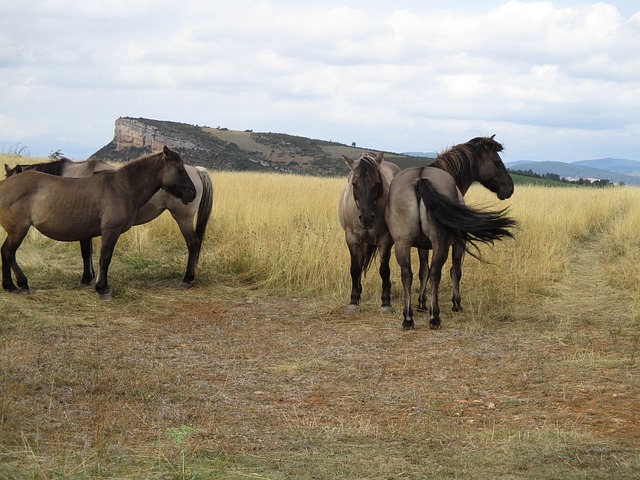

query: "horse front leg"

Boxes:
[450, 240, 465, 312]
[346, 240, 364, 313]
[79, 238, 95, 285]
[95, 231, 120, 300]
[417, 248, 430, 311]
[378, 234, 394, 314]
[395, 242, 414, 330]
[428, 242, 449, 330]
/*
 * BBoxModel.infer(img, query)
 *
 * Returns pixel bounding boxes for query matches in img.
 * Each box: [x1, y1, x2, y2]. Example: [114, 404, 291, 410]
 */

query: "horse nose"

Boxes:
[359, 213, 375, 229]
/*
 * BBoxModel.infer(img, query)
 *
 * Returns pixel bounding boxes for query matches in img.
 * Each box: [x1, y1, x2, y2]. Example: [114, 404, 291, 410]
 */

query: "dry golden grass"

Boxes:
[0, 154, 639, 479]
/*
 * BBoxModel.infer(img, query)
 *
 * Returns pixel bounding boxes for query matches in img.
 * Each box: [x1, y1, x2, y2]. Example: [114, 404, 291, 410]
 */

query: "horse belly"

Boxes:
[32, 216, 101, 242]
[30, 196, 102, 241]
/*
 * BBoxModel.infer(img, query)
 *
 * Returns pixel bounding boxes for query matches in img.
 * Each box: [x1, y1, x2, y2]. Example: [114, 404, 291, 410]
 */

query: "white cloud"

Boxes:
[0, 0, 639, 161]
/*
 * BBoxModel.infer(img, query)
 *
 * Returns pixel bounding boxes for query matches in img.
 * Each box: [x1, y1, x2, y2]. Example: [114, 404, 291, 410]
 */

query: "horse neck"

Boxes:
[431, 152, 476, 195]
[118, 153, 165, 207]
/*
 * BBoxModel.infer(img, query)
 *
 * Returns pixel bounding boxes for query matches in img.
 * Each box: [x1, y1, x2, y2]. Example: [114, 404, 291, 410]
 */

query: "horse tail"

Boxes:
[416, 177, 516, 258]
[362, 243, 378, 276]
[195, 167, 214, 244]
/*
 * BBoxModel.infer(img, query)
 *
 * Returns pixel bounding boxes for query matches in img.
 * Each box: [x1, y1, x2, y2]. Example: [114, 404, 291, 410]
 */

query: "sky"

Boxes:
[1, 1, 639, 163]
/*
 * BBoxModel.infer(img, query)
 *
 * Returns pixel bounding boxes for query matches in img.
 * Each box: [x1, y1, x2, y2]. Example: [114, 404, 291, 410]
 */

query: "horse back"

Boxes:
[387, 166, 463, 247]
[0, 171, 131, 241]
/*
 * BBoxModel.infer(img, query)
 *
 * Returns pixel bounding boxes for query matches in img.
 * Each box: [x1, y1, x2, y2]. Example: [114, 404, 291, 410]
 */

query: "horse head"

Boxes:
[473, 135, 514, 200]
[160, 146, 197, 205]
[343, 152, 384, 229]
[4, 164, 23, 178]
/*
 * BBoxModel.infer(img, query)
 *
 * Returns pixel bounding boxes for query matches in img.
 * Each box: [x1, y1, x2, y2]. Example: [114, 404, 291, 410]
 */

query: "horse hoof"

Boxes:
[20, 288, 32, 295]
[346, 304, 360, 315]
[100, 292, 113, 301]
[379, 305, 395, 315]
[452, 305, 463, 312]
[429, 319, 442, 330]
[402, 320, 415, 330]
[178, 281, 194, 290]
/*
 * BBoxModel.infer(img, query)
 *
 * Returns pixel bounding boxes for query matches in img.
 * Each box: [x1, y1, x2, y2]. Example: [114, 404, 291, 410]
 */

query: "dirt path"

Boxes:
[542, 229, 634, 328]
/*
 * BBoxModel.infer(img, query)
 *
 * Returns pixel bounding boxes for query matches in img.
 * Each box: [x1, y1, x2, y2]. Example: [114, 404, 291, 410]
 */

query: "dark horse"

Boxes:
[339, 152, 400, 313]
[386, 136, 516, 330]
[0, 146, 197, 299]
[5, 153, 213, 288]
[417, 135, 514, 313]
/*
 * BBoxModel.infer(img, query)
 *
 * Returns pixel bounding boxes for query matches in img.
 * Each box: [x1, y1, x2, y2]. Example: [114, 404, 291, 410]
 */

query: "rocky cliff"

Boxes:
[90, 117, 431, 175]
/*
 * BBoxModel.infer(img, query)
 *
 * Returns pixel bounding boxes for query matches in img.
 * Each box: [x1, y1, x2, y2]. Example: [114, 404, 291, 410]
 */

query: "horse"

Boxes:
[0, 146, 197, 300]
[4, 152, 213, 289]
[338, 152, 401, 313]
[417, 135, 514, 313]
[386, 136, 516, 330]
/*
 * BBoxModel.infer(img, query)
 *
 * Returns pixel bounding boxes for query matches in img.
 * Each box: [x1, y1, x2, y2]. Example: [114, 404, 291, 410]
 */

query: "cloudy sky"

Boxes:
[1, 1, 639, 163]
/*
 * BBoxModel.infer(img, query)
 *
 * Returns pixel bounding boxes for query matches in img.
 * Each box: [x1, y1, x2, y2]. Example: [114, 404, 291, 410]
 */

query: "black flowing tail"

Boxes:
[195, 168, 214, 244]
[416, 178, 516, 258]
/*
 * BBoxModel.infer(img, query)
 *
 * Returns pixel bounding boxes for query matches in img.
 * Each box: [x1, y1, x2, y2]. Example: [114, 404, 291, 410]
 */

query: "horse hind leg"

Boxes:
[428, 242, 449, 330]
[450, 240, 465, 312]
[394, 242, 414, 330]
[1, 231, 30, 293]
[417, 248, 429, 312]
[79, 238, 95, 285]
[179, 224, 200, 289]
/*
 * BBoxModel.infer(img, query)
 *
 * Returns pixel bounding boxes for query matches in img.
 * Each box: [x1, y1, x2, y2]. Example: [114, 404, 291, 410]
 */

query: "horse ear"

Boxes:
[342, 155, 356, 169]
[490, 134, 496, 140]
[374, 152, 384, 165]
[4, 164, 10, 176]
[163, 145, 171, 158]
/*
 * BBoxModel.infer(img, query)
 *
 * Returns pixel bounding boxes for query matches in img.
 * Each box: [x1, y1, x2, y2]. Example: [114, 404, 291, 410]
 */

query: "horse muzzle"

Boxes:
[358, 215, 375, 230]
[497, 185, 514, 200]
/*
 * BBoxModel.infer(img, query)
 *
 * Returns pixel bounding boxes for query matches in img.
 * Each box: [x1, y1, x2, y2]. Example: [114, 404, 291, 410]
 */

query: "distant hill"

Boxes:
[404, 151, 437, 158]
[572, 158, 640, 176]
[90, 117, 433, 176]
[506, 160, 640, 186]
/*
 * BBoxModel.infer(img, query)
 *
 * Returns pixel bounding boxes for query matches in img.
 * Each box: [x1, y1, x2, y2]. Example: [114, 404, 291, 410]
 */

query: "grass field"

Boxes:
[1, 154, 639, 479]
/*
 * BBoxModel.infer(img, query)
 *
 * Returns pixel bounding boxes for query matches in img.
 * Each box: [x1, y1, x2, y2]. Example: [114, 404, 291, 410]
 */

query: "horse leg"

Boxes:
[417, 248, 430, 311]
[173, 216, 200, 289]
[378, 235, 394, 314]
[394, 242, 414, 330]
[95, 231, 120, 300]
[79, 238, 95, 285]
[428, 241, 449, 330]
[1, 230, 29, 293]
[346, 240, 364, 313]
[450, 240, 465, 312]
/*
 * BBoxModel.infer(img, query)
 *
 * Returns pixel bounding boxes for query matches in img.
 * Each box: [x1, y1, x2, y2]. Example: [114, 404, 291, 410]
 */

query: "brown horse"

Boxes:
[0, 146, 197, 299]
[339, 152, 401, 313]
[386, 136, 516, 330]
[5, 153, 213, 288]
[418, 135, 514, 313]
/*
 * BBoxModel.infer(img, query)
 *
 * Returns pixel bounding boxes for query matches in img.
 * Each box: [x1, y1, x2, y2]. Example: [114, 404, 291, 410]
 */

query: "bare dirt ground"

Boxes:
[1, 230, 639, 477]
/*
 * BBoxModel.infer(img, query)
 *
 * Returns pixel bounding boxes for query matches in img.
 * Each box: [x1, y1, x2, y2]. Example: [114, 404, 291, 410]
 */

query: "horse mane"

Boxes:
[22, 158, 70, 176]
[356, 153, 383, 190]
[431, 136, 503, 191]
[118, 150, 164, 173]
